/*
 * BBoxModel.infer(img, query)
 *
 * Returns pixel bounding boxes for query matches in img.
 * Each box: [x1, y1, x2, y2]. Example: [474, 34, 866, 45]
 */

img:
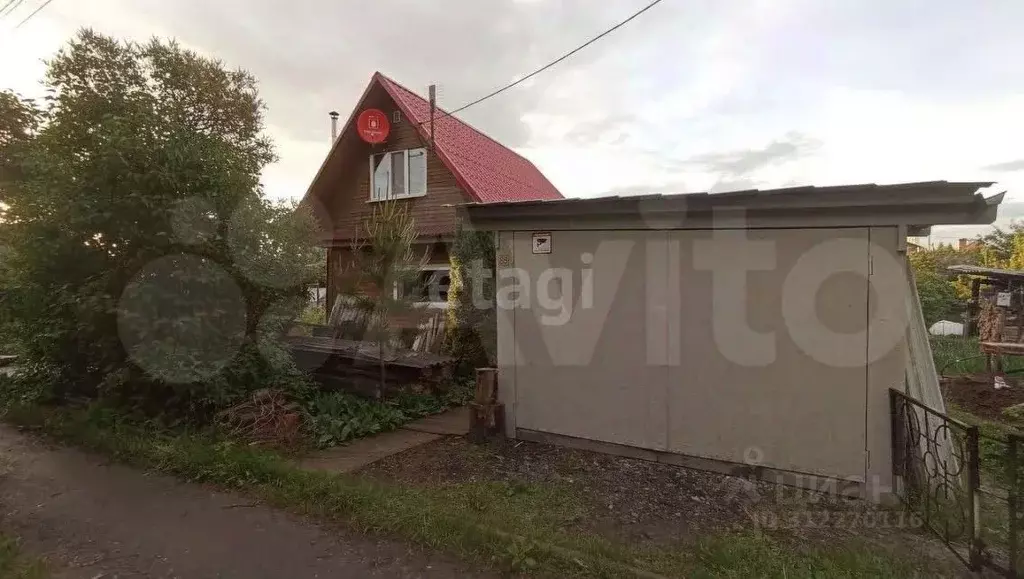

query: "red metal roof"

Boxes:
[374, 72, 563, 203]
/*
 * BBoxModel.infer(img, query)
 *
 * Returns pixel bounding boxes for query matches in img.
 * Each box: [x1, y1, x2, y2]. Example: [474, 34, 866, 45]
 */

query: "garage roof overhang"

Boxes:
[462, 181, 1003, 232]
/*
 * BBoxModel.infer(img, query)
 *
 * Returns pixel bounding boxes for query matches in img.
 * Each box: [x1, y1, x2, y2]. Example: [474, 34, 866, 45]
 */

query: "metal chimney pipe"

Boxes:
[329, 111, 339, 142]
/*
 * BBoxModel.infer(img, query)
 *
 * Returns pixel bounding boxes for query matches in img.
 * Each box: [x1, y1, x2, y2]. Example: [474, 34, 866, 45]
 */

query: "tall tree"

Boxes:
[0, 30, 319, 418]
[0, 91, 40, 188]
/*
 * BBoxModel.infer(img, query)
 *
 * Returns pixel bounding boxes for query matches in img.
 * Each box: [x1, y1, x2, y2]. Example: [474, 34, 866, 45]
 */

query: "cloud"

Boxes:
[993, 202, 1024, 221]
[45, 0, 647, 149]
[6, 0, 1024, 209]
[603, 180, 692, 197]
[681, 132, 821, 178]
[983, 159, 1024, 173]
[561, 113, 636, 146]
[707, 178, 762, 193]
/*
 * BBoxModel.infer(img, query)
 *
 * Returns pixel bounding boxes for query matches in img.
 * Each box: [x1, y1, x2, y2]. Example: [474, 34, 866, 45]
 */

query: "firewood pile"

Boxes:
[217, 389, 304, 448]
[979, 299, 1005, 342]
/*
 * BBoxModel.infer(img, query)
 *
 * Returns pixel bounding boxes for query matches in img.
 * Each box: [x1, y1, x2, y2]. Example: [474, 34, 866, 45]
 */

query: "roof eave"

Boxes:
[462, 182, 1002, 231]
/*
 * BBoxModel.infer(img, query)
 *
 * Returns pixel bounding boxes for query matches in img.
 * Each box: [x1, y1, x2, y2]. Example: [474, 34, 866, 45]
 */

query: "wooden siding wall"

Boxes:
[320, 84, 471, 242]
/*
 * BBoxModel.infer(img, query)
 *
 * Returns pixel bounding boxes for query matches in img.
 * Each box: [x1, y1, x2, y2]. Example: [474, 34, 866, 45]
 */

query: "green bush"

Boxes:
[303, 391, 407, 447]
[298, 303, 325, 326]
[914, 269, 962, 326]
[444, 228, 496, 379]
[303, 382, 472, 448]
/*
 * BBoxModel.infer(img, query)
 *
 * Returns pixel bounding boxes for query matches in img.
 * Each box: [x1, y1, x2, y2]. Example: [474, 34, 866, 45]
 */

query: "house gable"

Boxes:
[306, 80, 469, 243]
[303, 72, 563, 243]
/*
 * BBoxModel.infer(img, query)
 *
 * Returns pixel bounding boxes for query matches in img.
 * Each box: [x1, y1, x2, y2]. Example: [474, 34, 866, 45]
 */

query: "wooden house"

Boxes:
[302, 72, 562, 319]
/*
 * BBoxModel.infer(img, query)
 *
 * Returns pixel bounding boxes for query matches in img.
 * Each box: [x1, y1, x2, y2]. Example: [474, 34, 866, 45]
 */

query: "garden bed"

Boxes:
[942, 374, 1024, 421]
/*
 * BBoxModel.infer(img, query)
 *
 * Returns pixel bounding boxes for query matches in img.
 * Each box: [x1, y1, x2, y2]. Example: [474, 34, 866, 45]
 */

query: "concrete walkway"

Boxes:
[300, 430, 442, 473]
[403, 406, 470, 436]
[300, 407, 469, 475]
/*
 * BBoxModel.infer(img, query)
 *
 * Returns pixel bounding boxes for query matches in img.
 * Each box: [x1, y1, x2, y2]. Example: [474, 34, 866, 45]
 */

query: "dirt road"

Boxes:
[0, 425, 493, 578]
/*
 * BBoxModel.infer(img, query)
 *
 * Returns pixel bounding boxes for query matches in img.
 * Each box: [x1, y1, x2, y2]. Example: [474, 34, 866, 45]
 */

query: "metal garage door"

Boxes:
[505, 228, 870, 481]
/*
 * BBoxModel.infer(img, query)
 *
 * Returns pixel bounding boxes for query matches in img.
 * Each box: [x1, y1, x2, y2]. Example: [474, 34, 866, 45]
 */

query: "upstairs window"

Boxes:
[370, 148, 427, 201]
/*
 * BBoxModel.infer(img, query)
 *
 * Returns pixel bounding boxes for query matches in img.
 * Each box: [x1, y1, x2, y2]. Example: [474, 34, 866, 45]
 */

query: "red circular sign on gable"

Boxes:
[357, 109, 390, 144]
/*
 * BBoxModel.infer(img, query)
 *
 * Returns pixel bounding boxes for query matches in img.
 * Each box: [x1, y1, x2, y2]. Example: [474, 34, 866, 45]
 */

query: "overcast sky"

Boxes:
[2, 0, 1023, 243]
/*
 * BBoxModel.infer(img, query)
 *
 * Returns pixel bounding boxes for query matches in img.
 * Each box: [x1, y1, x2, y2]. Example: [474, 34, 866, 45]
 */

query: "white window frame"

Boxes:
[369, 148, 427, 201]
[393, 265, 450, 309]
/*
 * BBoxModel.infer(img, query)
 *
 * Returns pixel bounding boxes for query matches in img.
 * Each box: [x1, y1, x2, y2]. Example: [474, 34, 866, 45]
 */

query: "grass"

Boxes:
[298, 303, 326, 326]
[0, 402, 944, 578]
[947, 405, 1019, 484]
[931, 335, 1024, 376]
[931, 328, 1024, 568]
[0, 534, 47, 579]
[946, 404, 1023, 565]
[688, 534, 927, 579]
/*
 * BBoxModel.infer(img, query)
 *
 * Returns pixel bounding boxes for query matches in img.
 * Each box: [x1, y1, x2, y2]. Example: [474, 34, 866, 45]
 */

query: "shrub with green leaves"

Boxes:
[443, 227, 496, 379]
[303, 383, 472, 448]
[0, 30, 319, 422]
[303, 391, 407, 448]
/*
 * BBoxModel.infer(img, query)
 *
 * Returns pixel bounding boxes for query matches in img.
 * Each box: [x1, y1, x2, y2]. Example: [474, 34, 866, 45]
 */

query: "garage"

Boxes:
[465, 182, 1002, 496]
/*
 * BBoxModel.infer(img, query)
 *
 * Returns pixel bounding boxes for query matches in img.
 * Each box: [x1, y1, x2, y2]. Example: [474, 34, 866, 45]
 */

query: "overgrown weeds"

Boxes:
[1, 367, 470, 451]
[0, 534, 47, 579]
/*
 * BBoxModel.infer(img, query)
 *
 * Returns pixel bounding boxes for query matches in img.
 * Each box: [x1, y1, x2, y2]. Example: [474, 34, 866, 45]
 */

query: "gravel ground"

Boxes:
[0, 425, 495, 579]
[359, 436, 970, 573]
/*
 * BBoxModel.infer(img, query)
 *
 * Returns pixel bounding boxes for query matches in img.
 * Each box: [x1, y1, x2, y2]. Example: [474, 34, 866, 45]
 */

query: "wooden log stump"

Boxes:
[469, 402, 506, 444]
[469, 368, 505, 443]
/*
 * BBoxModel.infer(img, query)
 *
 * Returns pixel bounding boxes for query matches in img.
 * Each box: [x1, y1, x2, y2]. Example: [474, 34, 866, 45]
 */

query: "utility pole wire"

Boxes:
[15, 0, 54, 27]
[422, 0, 667, 124]
[0, 0, 23, 18]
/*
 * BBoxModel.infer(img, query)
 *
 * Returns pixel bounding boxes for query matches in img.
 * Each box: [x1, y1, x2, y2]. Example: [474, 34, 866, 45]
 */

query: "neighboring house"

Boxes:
[958, 237, 981, 251]
[302, 72, 562, 318]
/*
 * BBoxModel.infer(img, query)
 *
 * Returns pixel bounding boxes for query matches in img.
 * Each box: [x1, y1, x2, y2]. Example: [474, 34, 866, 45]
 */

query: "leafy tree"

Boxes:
[913, 268, 961, 326]
[909, 245, 973, 326]
[0, 91, 41, 187]
[978, 224, 1022, 265]
[0, 30, 319, 419]
[0, 92, 42, 351]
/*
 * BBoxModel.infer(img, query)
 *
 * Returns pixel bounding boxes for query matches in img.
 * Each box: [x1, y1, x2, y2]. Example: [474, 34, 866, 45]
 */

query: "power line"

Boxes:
[15, 0, 54, 27]
[422, 0, 667, 124]
[0, 0, 23, 18]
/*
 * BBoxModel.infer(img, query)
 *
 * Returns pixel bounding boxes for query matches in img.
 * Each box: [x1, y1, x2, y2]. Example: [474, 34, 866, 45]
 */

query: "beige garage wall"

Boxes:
[506, 230, 670, 451]
[496, 226, 908, 485]
[666, 228, 868, 481]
